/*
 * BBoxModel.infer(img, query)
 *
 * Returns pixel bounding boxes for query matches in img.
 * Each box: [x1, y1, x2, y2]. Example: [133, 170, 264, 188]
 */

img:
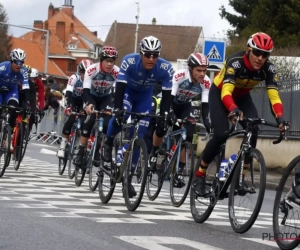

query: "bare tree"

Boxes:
[0, 3, 12, 62]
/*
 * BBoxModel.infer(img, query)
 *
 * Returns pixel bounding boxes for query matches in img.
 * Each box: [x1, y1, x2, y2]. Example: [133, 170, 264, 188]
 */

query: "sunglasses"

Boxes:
[141, 51, 159, 59]
[250, 49, 270, 58]
[13, 60, 24, 66]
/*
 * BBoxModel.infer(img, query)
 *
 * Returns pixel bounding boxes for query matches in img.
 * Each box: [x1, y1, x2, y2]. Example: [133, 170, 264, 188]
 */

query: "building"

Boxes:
[11, 0, 104, 83]
[105, 19, 203, 70]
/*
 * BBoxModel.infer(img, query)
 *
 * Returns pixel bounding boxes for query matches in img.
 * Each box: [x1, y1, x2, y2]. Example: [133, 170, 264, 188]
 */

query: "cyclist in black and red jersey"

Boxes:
[193, 32, 288, 196]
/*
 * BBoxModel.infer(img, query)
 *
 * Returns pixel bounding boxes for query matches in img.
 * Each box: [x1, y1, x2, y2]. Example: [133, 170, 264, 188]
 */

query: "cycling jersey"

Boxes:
[118, 53, 173, 92]
[83, 62, 119, 97]
[171, 69, 211, 104]
[214, 51, 283, 117]
[66, 73, 84, 98]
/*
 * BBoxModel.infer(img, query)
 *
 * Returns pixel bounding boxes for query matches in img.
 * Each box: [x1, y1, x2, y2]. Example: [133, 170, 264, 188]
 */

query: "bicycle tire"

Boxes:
[20, 122, 30, 161]
[273, 155, 300, 250]
[146, 143, 165, 201]
[228, 148, 266, 233]
[98, 137, 119, 203]
[123, 138, 148, 211]
[68, 131, 79, 179]
[58, 153, 68, 175]
[89, 136, 102, 191]
[13, 124, 24, 171]
[190, 152, 219, 223]
[74, 165, 86, 187]
[170, 141, 194, 207]
[0, 124, 11, 177]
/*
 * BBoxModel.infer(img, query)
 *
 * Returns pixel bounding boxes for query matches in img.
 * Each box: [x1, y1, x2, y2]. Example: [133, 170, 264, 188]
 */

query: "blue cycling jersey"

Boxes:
[0, 61, 29, 90]
[118, 53, 174, 92]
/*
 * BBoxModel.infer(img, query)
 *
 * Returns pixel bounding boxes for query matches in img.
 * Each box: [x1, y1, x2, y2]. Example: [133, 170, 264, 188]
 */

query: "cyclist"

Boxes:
[0, 48, 30, 136]
[194, 32, 288, 196]
[73, 46, 119, 167]
[56, 59, 93, 158]
[21, 66, 45, 132]
[149, 53, 211, 188]
[101, 36, 174, 198]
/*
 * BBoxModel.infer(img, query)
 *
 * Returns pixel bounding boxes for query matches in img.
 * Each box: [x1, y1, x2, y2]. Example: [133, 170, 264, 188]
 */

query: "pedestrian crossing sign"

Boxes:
[203, 40, 226, 63]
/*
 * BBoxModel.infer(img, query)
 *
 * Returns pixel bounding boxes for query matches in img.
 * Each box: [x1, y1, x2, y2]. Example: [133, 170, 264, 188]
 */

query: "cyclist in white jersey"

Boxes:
[149, 53, 211, 187]
[73, 46, 119, 167]
[56, 59, 93, 158]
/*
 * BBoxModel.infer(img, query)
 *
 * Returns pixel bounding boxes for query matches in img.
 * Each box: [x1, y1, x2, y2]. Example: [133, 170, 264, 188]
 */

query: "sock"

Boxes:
[196, 163, 208, 177]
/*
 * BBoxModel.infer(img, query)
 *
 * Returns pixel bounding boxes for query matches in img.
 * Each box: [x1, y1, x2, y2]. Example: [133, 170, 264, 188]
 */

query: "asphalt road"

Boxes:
[0, 142, 295, 250]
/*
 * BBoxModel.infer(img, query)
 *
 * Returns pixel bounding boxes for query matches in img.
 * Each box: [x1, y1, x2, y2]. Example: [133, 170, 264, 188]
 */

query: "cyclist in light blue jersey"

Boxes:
[101, 36, 175, 197]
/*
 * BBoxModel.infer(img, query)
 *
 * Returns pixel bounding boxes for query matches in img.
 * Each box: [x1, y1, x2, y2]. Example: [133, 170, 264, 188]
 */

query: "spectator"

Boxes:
[47, 76, 59, 91]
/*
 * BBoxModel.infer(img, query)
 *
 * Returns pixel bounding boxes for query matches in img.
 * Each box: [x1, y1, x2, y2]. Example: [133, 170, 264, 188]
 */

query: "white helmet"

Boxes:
[10, 48, 26, 61]
[140, 36, 162, 53]
[30, 68, 38, 78]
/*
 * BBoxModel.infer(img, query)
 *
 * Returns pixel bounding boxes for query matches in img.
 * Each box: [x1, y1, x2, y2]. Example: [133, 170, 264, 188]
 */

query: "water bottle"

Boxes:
[116, 143, 129, 166]
[219, 159, 229, 182]
[228, 154, 237, 174]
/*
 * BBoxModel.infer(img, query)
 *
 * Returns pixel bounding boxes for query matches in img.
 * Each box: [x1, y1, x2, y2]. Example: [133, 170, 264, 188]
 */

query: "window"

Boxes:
[68, 61, 73, 72]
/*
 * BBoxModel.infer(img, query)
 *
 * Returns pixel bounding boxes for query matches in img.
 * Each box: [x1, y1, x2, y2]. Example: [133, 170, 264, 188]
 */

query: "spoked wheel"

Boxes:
[58, 146, 69, 175]
[20, 122, 30, 161]
[68, 133, 80, 179]
[190, 153, 220, 223]
[170, 141, 194, 207]
[89, 136, 103, 192]
[13, 124, 24, 171]
[0, 124, 12, 177]
[123, 138, 148, 211]
[228, 148, 266, 233]
[98, 137, 119, 203]
[273, 155, 300, 250]
[146, 145, 165, 201]
[74, 165, 86, 187]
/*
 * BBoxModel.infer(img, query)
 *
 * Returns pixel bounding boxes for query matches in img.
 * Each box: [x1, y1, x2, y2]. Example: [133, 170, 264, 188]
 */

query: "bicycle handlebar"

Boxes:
[226, 116, 288, 144]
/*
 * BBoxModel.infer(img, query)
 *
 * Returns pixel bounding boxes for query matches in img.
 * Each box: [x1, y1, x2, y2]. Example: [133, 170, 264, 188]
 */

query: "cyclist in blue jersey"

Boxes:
[101, 36, 175, 198]
[0, 48, 30, 135]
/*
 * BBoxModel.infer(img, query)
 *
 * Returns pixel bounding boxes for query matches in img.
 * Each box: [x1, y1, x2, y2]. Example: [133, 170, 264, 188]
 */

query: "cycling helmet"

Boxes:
[78, 59, 93, 72]
[10, 48, 26, 61]
[187, 53, 209, 68]
[99, 46, 118, 61]
[30, 68, 39, 78]
[140, 36, 162, 53]
[23, 64, 31, 74]
[247, 32, 274, 52]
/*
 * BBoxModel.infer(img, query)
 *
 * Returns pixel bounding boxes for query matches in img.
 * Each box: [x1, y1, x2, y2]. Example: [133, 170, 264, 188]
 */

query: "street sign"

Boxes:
[203, 40, 226, 63]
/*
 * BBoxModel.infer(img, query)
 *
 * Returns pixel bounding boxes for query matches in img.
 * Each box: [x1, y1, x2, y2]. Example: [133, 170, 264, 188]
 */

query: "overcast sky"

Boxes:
[1, 0, 233, 41]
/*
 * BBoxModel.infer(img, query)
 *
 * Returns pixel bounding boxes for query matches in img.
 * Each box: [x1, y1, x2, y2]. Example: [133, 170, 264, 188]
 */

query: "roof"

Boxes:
[11, 36, 68, 79]
[19, 5, 104, 57]
[105, 22, 202, 64]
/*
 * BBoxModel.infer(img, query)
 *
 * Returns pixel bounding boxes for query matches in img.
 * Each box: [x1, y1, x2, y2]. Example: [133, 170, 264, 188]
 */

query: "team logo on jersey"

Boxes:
[0, 66, 6, 71]
[274, 74, 278, 82]
[160, 63, 169, 70]
[227, 67, 235, 75]
[268, 65, 276, 73]
[232, 60, 241, 69]
[127, 58, 135, 64]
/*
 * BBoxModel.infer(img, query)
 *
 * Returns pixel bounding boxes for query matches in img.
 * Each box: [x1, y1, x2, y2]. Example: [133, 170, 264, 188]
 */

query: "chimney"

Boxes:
[48, 3, 54, 19]
[152, 18, 157, 25]
[56, 21, 66, 45]
[93, 31, 97, 37]
[62, 0, 74, 18]
[33, 20, 43, 40]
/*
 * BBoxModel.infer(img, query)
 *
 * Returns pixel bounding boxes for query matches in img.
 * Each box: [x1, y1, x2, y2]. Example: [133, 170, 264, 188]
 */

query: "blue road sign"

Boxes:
[203, 40, 226, 63]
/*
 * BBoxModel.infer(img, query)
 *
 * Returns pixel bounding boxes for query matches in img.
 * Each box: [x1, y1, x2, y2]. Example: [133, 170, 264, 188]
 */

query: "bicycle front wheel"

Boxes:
[273, 155, 300, 250]
[124, 138, 148, 211]
[0, 124, 11, 177]
[20, 122, 30, 161]
[228, 148, 266, 233]
[13, 124, 24, 171]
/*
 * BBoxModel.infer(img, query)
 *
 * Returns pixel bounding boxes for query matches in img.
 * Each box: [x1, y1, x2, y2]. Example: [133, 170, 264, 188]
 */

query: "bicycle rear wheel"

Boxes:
[58, 147, 69, 175]
[74, 149, 87, 187]
[228, 148, 266, 233]
[170, 141, 194, 207]
[0, 124, 11, 177]
[20, 122, 30, 161]
[98, 136, 119, 203]
[89, 135, 103, 191]
[68, 132, 79, 179]
[273, 155, 300, 250]
[124, 138, 148, 211]
[190, 152, 219, 223]
[13, 124, 24, 171]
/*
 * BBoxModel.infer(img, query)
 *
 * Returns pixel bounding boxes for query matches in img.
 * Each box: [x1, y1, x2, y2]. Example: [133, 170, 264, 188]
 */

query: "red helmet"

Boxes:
[100, 46, 118, 61]
[78, 59, 93, 72]
[187, 53, 209, 68]
[247, 32, 274, 52]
